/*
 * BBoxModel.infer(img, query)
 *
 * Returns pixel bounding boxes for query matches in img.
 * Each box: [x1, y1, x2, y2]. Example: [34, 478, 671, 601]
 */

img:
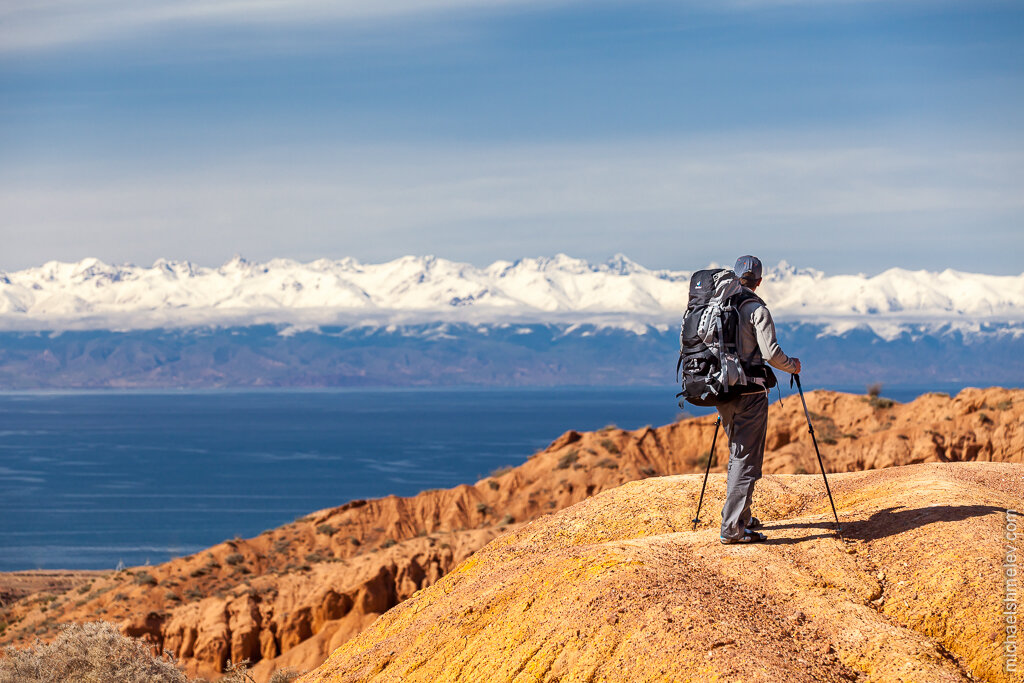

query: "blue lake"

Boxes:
[0, 384, 983, 571]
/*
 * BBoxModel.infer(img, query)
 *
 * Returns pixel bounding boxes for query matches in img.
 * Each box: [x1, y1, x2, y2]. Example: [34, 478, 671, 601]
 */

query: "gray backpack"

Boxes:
[676, 268, 774, 407]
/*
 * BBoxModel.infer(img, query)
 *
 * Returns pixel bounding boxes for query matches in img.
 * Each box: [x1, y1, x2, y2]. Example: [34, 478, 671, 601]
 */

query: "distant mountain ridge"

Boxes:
[2, 255, 1021, 389]
[2, 255, 1022, 335]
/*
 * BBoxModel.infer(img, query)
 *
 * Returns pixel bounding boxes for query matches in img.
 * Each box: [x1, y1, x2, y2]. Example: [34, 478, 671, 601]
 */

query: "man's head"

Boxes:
[734, 255, 763, 290]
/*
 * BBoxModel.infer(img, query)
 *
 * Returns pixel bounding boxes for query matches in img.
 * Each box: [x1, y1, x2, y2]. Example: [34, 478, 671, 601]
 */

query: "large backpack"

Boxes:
[676, 268, 774, 407]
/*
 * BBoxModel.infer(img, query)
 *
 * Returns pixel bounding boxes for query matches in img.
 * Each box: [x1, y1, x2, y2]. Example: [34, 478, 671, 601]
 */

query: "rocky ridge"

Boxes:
[302, 462, 1023, 682]
[0, 387, 1021, 681]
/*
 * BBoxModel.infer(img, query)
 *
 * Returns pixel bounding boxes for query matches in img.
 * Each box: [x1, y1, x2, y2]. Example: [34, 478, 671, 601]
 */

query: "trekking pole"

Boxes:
[791, 374, 842, 537]
[691, 415, 721, 531]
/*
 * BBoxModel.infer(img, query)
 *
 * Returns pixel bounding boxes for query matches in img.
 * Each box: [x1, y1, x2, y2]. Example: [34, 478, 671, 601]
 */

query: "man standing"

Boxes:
[718, 255, 801, 544]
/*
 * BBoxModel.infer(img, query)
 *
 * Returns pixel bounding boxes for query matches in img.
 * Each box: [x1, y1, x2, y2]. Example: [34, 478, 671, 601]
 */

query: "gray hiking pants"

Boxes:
[716, 391, 769, 540]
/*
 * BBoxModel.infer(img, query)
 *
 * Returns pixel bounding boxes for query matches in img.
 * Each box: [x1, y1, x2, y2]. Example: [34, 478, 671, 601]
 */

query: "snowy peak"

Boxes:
[0, 255, 1022, 331]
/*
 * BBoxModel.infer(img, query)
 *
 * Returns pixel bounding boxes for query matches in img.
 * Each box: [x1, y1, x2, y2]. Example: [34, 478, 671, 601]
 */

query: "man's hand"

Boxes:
[791, 358, 802, 375]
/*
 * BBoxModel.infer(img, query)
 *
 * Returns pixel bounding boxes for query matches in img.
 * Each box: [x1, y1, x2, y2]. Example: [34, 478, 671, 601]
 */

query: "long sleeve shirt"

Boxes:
[737, 294, 798, 374]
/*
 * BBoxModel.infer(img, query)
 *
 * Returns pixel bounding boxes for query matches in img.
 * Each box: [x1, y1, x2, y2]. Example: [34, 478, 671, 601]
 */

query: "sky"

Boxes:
[1, 0, 1022, 275]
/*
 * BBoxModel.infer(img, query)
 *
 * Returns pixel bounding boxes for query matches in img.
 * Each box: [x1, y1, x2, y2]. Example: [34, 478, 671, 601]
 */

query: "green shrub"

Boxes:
[595, 458, 618, 469]
[475, 502, 490, 515]
[490, 465, 515, 478]
[599, 439, 620, 455]
[868, 396, 894, 409]
[224, 553, 245, 566]
[499, 514, 515, 526]
[381, 539, 397, 549]
[487, 480, 500, 490]
[640, 466, 657, 477]
[316, 524, 337, 536]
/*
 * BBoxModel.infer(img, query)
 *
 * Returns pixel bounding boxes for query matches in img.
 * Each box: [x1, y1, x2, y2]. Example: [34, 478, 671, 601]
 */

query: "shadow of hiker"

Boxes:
[762, 504, 1005, 544]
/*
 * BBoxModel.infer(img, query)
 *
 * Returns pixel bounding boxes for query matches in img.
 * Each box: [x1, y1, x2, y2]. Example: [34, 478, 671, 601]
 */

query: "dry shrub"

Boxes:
[555, 450, 579, 470]
[0, 621, 194, 683]
[0, 625, 305, 683]
[868, 396, 894, 409]
[695, 451, 716, 469]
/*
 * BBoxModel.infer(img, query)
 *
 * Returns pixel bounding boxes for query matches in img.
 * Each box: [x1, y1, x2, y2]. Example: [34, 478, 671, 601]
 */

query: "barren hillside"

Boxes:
[0, 387, 1020, 681]
[301, 462, 1023, 682]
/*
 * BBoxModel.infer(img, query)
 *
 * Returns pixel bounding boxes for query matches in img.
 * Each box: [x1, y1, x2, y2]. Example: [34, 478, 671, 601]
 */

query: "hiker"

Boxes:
[715, 255, 800, 544]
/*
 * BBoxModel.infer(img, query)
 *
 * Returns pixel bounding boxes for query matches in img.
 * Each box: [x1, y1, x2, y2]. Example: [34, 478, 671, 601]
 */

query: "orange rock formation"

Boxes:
[0, 387, 1020, 681]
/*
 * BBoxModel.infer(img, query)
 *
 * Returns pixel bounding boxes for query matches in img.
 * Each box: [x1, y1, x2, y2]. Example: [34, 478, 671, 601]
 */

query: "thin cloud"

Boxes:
[0, 0, 558, 52]
[1, 136, 1020, 272]
[0, 0, 915, 53]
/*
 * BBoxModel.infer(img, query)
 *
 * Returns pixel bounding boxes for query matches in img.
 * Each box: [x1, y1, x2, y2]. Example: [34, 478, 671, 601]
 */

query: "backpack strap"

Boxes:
[731, 289, 767, 368]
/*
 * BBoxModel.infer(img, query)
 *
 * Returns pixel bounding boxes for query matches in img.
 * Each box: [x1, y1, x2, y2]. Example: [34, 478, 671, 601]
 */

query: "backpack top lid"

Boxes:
[687, 268, 738, 308]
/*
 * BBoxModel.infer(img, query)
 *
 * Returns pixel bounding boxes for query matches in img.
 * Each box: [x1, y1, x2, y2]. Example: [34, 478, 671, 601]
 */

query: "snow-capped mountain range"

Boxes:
[1, 254, 1022, 389]
[2, 254, 1022, 337]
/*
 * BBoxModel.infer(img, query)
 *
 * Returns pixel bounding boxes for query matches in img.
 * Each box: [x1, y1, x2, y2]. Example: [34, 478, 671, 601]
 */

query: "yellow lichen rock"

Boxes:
[301, 462, 1023, 683]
